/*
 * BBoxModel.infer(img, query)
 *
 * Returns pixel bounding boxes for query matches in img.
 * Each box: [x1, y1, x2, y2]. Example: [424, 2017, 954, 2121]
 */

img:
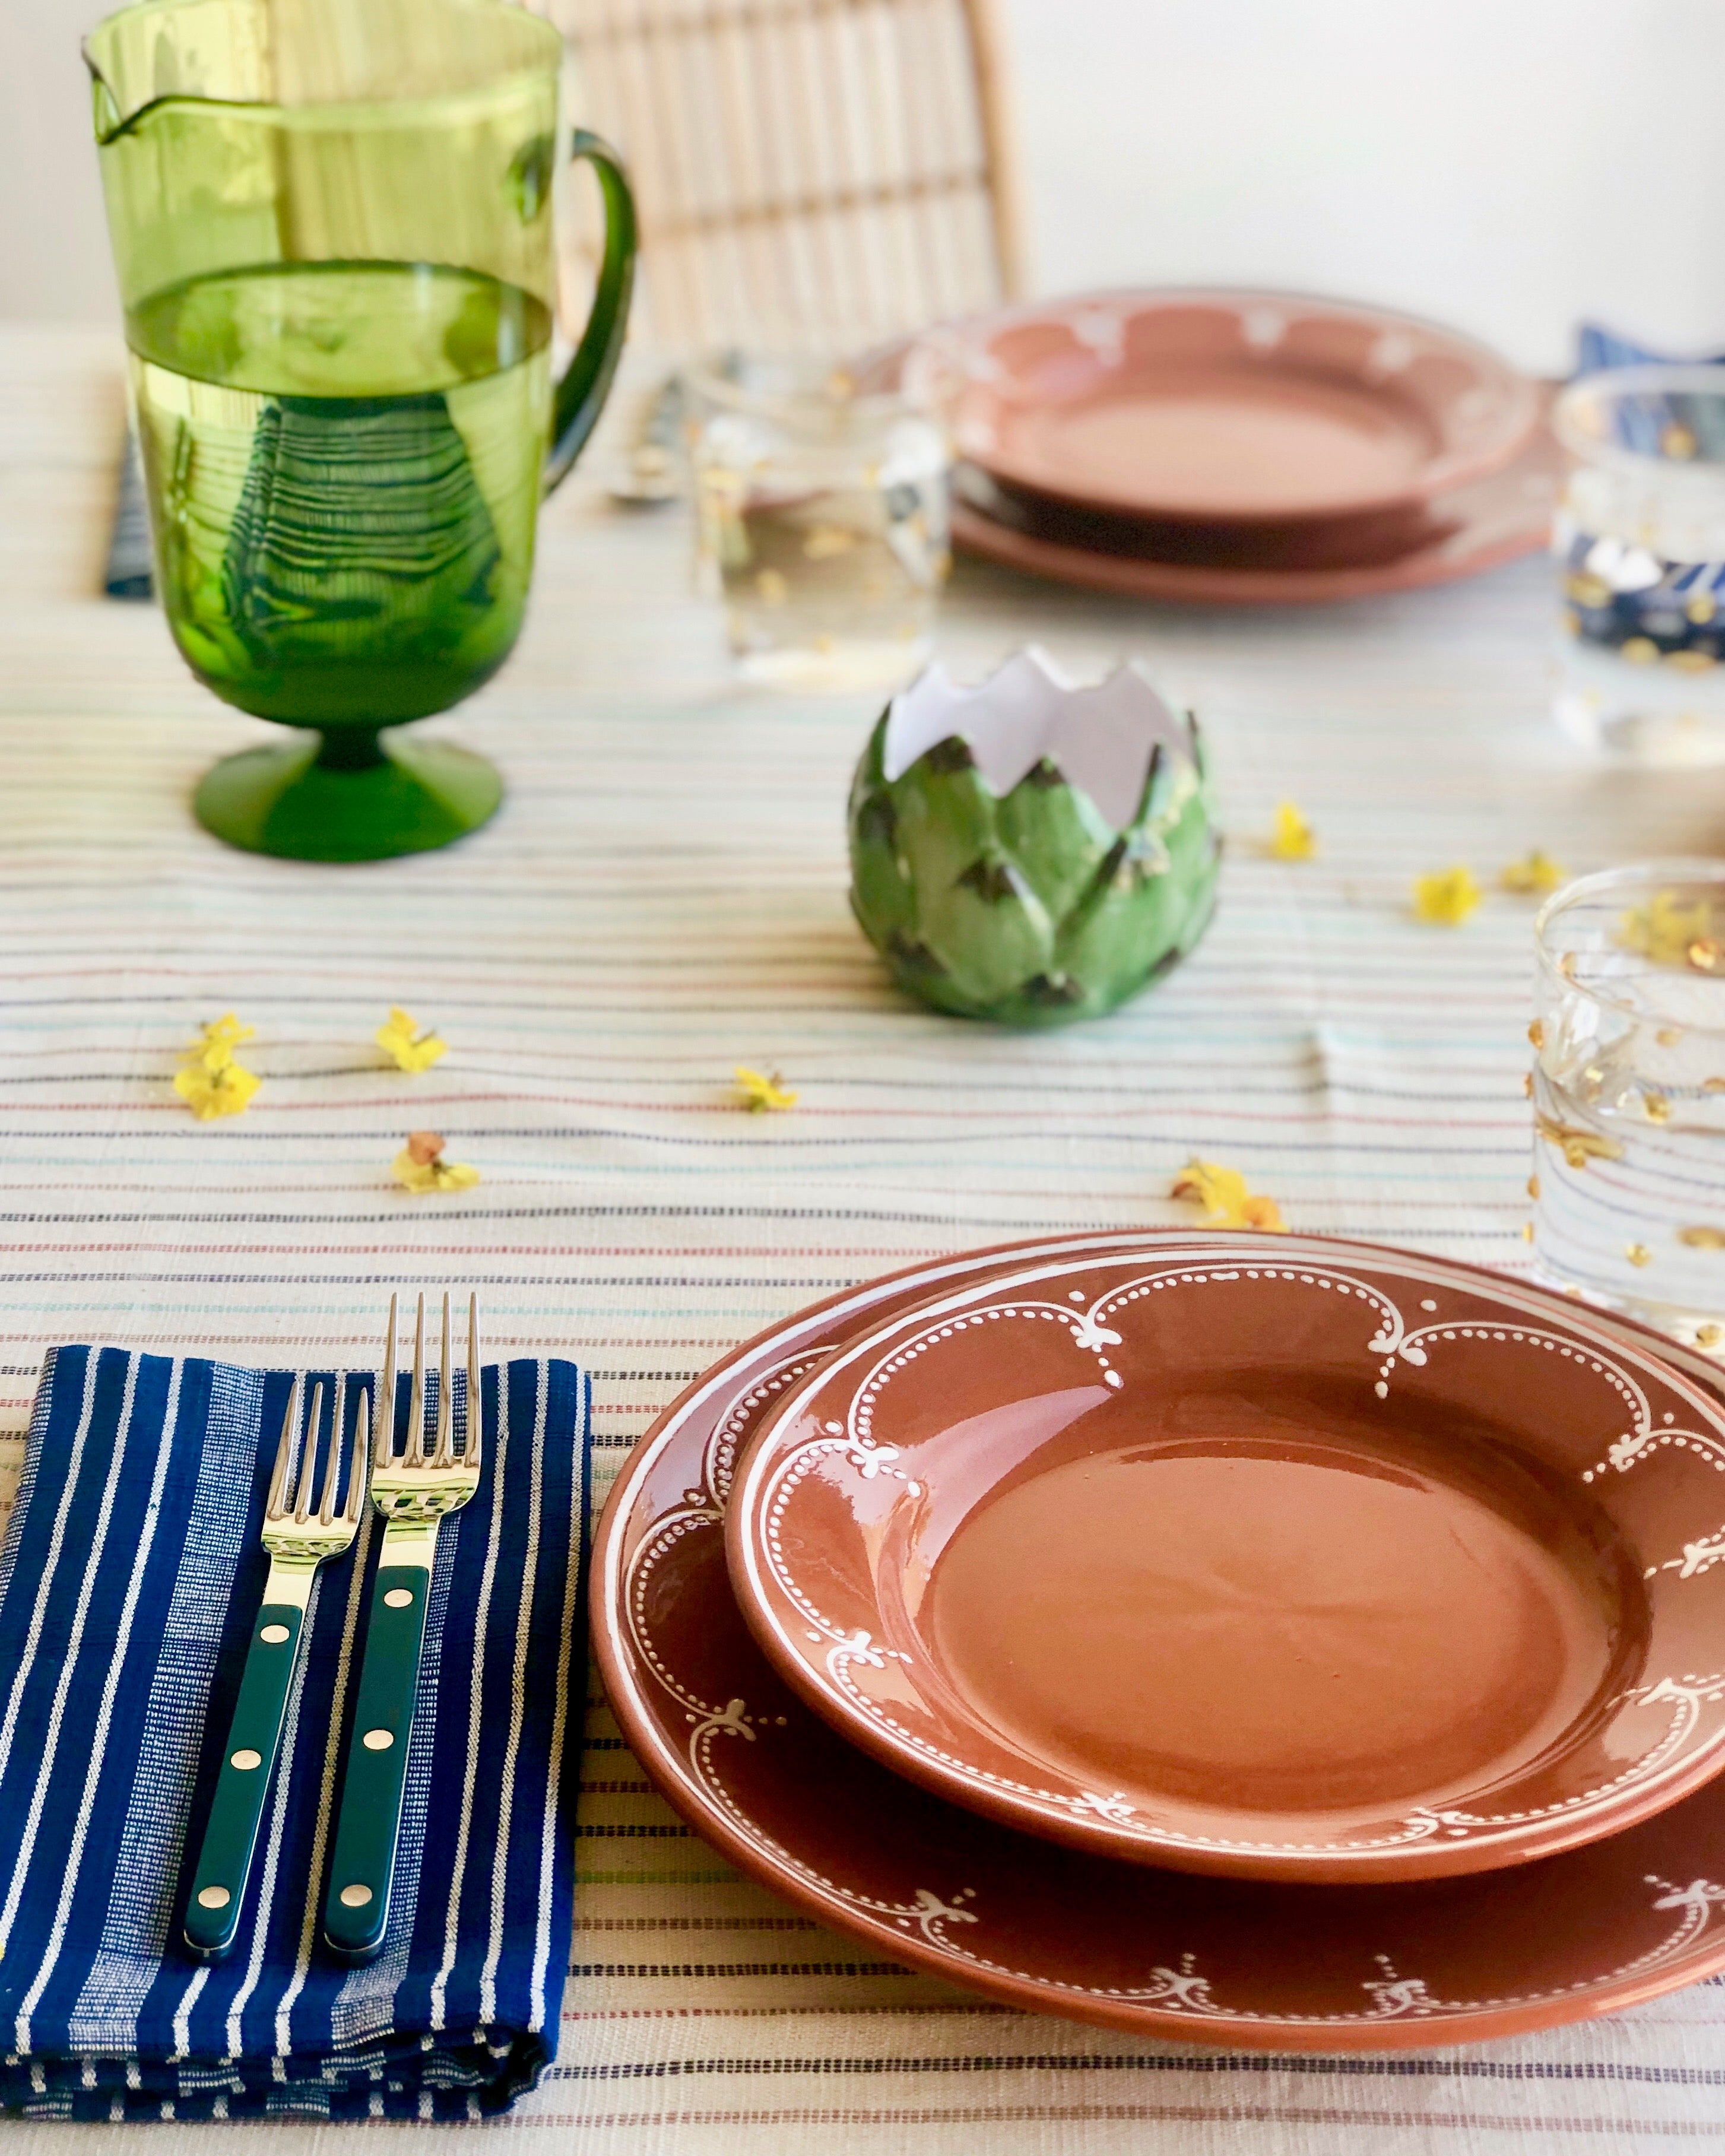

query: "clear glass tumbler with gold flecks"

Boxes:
[1552, 366, 1725, 766]
[687, 356, 949, 693]
[1531, 861, 1725, 1349]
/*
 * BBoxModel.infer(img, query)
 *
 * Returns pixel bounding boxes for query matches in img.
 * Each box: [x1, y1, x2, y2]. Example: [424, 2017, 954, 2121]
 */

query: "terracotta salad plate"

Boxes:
[725, 1242, 1725, 1882]
[910, 290, 1540, 525]
[948, 424, 1565, 607]
[592, 1230, 1725, 2052]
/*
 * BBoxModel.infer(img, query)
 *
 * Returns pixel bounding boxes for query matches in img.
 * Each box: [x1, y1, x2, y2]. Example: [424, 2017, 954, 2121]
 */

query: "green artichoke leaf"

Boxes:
[1054, 756, 1215, 1004]
[1128, 740, 1183, 832]
[876, 923, 979, 1018]
[848, 717, 917, 946]
[848, 781, 917, 946]
[1166, 791, 1225, 955]
[889, 735, 1004, 913]
[1158, 751, 1223, 950]
[852, 712, 892, 797]
[1052, 855, 1175, 1008]
[995, 757, 1115, 922]
[918, 848, 1057, 1007]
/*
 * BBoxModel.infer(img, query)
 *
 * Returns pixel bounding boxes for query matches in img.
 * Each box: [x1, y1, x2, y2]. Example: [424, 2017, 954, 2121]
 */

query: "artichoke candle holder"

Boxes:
[847, 649, 1220, 1025]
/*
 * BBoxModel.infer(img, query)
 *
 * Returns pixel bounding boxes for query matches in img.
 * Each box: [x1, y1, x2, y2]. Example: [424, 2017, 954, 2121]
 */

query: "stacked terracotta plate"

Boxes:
[593, 1228, 1725, 2049]
[896, 291, 1561, 604]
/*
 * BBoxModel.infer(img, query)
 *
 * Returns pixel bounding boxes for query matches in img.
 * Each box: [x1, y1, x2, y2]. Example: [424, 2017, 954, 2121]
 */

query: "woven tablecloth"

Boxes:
[2, 326, 1724, 2151]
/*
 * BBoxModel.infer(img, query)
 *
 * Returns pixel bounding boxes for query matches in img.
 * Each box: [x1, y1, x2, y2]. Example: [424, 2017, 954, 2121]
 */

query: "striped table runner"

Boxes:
[2, 327, 1723, 2151]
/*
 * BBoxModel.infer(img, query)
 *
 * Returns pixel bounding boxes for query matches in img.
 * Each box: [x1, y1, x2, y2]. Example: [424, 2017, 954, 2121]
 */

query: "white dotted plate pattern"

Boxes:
[594, 1231, 1725, 2049]
[730, 1247, 1725, 1874]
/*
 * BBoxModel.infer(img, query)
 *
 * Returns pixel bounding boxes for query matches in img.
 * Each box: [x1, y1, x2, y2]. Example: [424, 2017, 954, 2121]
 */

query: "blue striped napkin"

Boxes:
[1576, 324, 1725, 376]
[103, 437, 153, 601]
[0, 1343, 591, 2122]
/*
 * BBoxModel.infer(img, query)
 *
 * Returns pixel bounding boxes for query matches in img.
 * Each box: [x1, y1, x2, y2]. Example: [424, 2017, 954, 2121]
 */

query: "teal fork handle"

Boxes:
[322, 1564, 430, 1962]
[183, 1602, 304, 1960]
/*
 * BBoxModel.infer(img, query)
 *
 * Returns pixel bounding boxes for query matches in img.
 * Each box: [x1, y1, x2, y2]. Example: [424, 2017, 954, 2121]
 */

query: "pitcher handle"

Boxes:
[545, 128, 639, 494]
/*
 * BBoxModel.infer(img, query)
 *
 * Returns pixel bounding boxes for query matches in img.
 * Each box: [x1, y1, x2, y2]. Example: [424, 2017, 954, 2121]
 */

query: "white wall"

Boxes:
[1, 0, 117, 323]
[1003, 0, 1725, 373]
[5, 0, 1723, 373]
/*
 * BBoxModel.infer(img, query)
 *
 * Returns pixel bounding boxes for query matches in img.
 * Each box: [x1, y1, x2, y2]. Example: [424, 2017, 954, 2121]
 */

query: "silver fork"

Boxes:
[184, 1374, 369, 1961]
[323, 1292, 483, 1962]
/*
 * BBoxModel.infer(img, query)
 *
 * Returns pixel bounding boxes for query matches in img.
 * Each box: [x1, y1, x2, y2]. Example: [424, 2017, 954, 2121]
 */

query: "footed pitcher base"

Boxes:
[194, 732, 504, 862]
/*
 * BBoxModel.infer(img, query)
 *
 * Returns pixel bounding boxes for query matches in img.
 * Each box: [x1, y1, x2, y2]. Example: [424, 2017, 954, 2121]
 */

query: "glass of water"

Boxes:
[1530, 861, 1725, 1349]
[1552, 366, 1725, 767]
[687, 356, 950, 692]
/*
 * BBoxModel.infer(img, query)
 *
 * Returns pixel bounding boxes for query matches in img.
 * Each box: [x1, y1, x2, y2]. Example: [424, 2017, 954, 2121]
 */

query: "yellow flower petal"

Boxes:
[173, 1059, 261, 1121]
[376, 1005, 448, 1074]
[1500, 849, 1568, 896]
[735, 1064, 798, 1112]
[1412, 866, 1483, 925]
[1171, 1158, 1288, 1232]
[1171, 1159, 1248, 1219]
[392, 1130, 479, 1193]
[175, 1013, 260, 1118]
[1268, 801, 1317, 861]
[1619, 890, 1720, 969]
[195, 1013, 255, 1054]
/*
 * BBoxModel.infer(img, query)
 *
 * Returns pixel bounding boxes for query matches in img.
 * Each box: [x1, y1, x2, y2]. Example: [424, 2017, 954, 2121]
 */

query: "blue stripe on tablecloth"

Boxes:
[0, 1346, 589, 2121]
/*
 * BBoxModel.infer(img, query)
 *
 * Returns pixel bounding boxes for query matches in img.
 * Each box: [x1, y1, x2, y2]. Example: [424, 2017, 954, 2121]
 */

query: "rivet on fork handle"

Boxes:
[184, 1375, 367, 1961]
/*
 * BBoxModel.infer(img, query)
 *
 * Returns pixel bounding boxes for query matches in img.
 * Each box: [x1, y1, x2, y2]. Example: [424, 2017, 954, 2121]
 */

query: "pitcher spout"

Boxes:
[83, 45, 125, 147]
[81, 0, 274, 147]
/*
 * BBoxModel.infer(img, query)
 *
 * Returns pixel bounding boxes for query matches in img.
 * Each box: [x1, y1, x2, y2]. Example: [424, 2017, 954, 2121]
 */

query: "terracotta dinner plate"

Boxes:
[949, 423, 1565, 607]
[592, 1230, 1725, 2052]
[911, 290, 1540, 524]
[725, 1242, 1725, 1882]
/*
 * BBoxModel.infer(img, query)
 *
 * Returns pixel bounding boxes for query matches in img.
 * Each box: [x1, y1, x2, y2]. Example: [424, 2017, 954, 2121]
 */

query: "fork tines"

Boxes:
[265, 1374, 369, 1527]
[377, 1290, 481, 1470]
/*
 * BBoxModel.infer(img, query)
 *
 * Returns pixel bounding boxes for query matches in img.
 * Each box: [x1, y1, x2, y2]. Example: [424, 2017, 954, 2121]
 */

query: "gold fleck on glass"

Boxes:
[1552, 366, 1725, 767]
[1530, 860, 1725, 1349]
[687, 356, 950, 693]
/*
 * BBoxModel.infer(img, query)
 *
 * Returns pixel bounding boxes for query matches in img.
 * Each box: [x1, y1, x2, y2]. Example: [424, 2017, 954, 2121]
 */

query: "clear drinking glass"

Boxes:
[1552, 366, 1725, 767]
[1530, 861, 1725, 1350]
[687, 357, 950, 692]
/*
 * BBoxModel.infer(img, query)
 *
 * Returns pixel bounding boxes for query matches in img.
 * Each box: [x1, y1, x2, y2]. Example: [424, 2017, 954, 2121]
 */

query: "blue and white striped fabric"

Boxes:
[1572, 324, 1725, 465]
[0, 1345, 591, 2123]
[1575, 323, 1725, 375]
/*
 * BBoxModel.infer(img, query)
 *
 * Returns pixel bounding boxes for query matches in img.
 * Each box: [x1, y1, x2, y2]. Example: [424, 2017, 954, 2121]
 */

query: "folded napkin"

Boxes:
[103, 438, 154, 602]
[0, 1343, 590, 2122]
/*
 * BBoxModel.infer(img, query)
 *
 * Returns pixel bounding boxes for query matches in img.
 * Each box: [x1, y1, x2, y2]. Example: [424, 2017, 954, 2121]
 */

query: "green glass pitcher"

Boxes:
[85, 0, 637, 861]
